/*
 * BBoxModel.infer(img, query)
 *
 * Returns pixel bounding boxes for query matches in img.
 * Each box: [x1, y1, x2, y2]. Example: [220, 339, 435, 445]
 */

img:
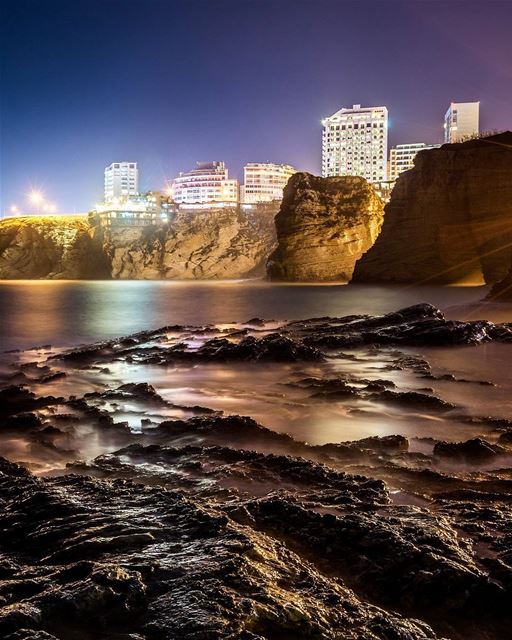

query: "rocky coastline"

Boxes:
[1, 133, 512, 288]
[1, 303, 512, 639]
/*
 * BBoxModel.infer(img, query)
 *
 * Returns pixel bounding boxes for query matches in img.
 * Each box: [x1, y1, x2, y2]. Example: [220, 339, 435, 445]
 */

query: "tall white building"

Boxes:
[171, 162, 239, 207]
[322, 104, 388, 182]
[444, 102, 480, 143]
[104, 162, 139, 202]
[389, 143, 440, 180]
[241, 163, 297, 204]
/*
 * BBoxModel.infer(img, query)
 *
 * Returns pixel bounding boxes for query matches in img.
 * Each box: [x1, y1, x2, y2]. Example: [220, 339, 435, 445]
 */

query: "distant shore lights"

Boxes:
[25, 190, 57, 215]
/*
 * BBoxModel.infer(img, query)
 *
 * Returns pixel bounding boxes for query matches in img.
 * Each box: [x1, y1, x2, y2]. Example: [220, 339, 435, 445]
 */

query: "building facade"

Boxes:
[104, 162, 139, 202]
[444, 102, 480, 143]
[94, 192, 174, 227]
[389, 143, 440, 180]
[170, 161, 238, 207]
[241, 163, 297, 204]
[322, 104, 388, 182]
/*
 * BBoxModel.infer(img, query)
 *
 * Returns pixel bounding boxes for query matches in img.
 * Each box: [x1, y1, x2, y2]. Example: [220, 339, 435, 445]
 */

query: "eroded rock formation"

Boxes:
[0, 207, 277, 280]
[0, 216, 109, 279]
[353, 132, 512, 285]
[105, 207, 276, 279]
[267, 172, 384, 281]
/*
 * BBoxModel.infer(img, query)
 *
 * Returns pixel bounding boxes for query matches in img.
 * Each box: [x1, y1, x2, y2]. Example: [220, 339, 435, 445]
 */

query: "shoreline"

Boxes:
[1, 303, 511, 638]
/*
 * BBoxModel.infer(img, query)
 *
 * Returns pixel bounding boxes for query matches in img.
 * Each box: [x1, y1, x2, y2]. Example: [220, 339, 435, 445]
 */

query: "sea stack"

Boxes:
[353, 132, 512, 285]
[267, 172, 384, 282]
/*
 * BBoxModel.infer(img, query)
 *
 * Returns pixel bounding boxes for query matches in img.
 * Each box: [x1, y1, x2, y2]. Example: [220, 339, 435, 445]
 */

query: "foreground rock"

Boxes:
[267, 172, 383, 281]
[0, 216, 109, 279]
[353, 132, 512, 285]
[3, 304, 512, 638]
[0, 457, 442, 640]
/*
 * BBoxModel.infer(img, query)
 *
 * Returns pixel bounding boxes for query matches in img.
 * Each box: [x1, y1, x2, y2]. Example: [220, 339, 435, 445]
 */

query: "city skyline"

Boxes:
[2, 0, 511, 213]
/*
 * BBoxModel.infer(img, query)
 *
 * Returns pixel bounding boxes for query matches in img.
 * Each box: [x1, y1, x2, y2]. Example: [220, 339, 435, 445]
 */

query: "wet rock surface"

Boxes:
[1, 304, 512, 639]
[44, 304, 512, 372]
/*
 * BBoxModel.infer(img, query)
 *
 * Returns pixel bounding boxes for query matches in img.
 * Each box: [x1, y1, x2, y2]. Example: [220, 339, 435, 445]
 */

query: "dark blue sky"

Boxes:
[1, 0, 511, 213]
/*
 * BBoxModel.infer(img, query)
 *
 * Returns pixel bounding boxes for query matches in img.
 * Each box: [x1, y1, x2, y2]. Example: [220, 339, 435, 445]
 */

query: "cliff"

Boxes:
[104, 207, 276, 279]
[0, 207, 277, 280]
[353, 132, 512, 285]
[267, 172, 384, 282]
[0, 216, 109, 279]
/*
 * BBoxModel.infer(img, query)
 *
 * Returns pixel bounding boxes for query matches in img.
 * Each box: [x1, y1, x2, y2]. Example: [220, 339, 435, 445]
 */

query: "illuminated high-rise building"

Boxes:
[322, 104, 388, 182]
[171, 161, 239, 207]
[241, 163, 297, 204]
[389, 143, 440, 180]
[104, 162, 139, 202]
[444, 102, 480, 143]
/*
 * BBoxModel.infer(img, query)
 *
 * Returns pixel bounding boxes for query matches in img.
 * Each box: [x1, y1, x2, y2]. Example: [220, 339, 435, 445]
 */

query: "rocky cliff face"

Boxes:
[104, 207, 277, 279]
[353, 132, 512, 285]
[0, 216, 109, 279]
[0, 207, 277, 280]
[267, 173, 384, 282]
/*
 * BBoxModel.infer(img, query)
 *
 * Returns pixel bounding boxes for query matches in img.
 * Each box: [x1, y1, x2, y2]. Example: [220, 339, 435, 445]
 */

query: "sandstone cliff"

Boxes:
[0, 207, 277, 280]
[267, 172, 384, 282]
[353, 132, 512, 285]
[104, 207, 276, 279]
[0, 216, 109, 279]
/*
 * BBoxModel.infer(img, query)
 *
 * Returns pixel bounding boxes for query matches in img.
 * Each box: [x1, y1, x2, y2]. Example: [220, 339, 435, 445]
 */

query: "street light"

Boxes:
[28, 190, 44, 214]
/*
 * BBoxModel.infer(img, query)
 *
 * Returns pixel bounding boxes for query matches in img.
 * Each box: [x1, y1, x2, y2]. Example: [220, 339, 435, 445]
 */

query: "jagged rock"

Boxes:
[104, 207, 277, 279]
[164, 333, 323, 363]
[0, 458, 442, 640]
[433, 438, 509, 463]
[245, 498, 510, 638]
[287, 303, 512, 347]
[350, 435, 409, 453]
[353, 132, 512, 285]
[267, 172, 383, 281]
[0, 216, 109, 279]
[0, 385, 63, 419]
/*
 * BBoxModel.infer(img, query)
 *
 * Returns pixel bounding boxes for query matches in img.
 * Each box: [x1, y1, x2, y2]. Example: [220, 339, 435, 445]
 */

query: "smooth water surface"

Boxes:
[2, 279, 512, 466]
[2, 279, 512, 352]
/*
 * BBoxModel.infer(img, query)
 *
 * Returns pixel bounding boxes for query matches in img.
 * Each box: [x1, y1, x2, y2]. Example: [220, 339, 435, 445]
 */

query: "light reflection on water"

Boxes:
[2, 280, 512, 461]
[2, 279, 512, 352]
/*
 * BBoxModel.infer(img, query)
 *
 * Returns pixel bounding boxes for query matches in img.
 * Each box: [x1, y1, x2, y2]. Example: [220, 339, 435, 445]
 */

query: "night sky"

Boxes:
[1, 0, 511, 213]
